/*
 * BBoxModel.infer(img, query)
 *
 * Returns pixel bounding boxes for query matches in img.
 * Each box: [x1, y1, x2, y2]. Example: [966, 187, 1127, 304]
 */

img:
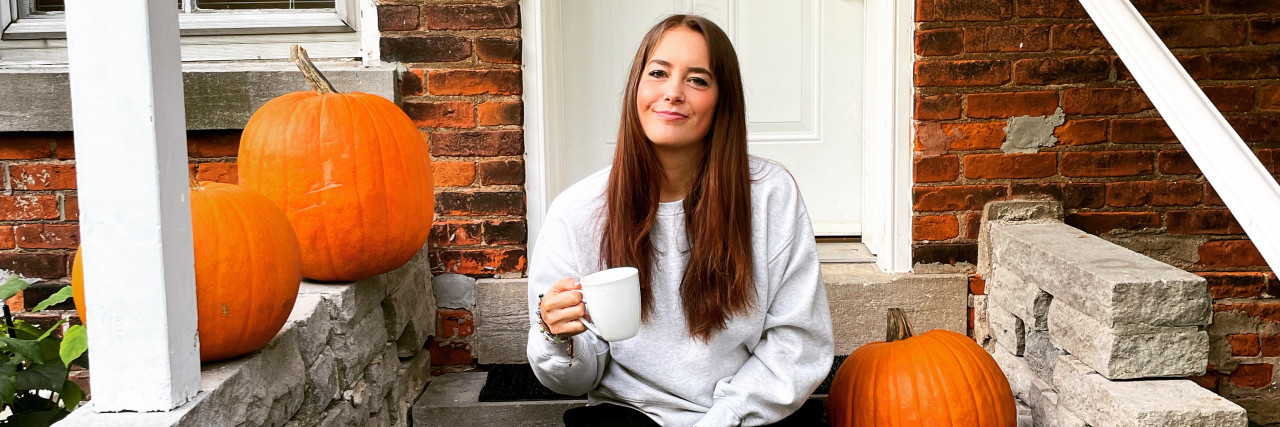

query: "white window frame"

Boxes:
[1, 0, 380, 65]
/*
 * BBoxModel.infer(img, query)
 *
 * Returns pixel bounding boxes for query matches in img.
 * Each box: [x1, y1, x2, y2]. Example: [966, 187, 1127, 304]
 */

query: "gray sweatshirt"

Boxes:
[526, 157, 835, 426]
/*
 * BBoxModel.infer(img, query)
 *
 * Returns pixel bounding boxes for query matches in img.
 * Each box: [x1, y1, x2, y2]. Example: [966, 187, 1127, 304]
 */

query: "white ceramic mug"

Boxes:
[572, 266, 641, 342]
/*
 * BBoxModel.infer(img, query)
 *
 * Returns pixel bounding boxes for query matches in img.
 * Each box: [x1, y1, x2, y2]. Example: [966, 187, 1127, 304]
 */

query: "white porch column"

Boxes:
[65, 0, 201, 412]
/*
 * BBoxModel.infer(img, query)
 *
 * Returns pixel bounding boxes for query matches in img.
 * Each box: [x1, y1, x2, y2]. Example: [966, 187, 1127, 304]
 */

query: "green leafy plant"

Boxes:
[0, 275, 88, 426]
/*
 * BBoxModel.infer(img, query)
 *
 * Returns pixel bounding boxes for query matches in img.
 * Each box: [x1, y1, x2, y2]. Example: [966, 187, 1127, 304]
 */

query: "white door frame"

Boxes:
[521, 0, 915, 273]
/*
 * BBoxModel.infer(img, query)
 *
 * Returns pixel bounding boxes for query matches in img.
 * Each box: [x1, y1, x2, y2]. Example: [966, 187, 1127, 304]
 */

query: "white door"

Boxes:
[548, 0, 864, 236]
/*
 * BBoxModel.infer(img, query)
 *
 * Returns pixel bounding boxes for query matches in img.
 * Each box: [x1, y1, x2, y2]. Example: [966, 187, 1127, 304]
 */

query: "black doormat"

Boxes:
[479, 355, 849, 402]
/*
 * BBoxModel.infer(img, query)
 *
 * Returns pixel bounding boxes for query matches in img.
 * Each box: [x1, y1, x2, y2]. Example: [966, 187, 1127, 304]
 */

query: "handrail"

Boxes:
[1079, 0, 1280, 272]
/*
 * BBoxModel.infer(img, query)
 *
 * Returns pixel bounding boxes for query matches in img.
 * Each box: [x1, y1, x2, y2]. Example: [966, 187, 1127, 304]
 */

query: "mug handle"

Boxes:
[568, 288, 602, 337]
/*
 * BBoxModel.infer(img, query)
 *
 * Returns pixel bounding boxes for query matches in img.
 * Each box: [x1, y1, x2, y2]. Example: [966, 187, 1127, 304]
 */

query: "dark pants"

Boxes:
[563, 400, 826, 426]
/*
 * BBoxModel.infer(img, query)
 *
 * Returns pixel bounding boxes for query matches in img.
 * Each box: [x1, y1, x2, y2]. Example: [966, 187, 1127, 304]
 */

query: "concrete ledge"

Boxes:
[413, 372, 584, 427]
[0, 62, 399, 131]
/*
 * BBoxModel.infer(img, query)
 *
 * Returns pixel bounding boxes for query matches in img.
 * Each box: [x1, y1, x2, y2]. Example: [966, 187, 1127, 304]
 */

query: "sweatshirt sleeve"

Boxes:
[696, 204, 835, 426]
[525, 204, 611, 397]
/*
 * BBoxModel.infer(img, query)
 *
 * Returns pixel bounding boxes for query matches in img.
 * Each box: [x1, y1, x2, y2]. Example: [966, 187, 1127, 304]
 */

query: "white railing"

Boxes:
[1079, 0, 1280, 272]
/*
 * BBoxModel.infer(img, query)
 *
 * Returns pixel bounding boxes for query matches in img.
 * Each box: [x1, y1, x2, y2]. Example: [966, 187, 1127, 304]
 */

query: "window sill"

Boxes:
[0, 61, 400, 132]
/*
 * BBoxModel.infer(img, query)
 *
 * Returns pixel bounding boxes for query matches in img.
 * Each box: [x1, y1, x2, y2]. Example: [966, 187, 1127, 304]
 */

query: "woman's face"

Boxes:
[636, 27, 719, 150]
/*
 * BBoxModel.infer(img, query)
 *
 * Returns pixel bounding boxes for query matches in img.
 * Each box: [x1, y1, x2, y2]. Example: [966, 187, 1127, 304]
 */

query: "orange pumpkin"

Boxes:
[237, 45, 434, 282]
[827, 308, 1016, 426]
[72, 180, 303, 362]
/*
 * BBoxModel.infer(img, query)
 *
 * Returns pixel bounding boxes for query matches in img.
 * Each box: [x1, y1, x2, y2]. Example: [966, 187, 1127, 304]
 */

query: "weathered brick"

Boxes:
[913, 215, 959, 241]
[1118, 55, 1210, 81]
[914, 94, 962, 120]
[963, 25, 1049, 53]
[1065, 212, 1160, 234]
[1215, 301, 1280, 323]
[0, 134, 53, 159]
[1053, 119, 1107, 146]
[15, 224, 78, 250]
[1252, 18, 1280, 45]
[1228, 364, 1273, 389]
[429, 221, 482, 248]
[1211, 0, 1280, 14]
[1111, 118, 1177, 144]
[1258, 148, 1280, 173]
[966, 91, 1058, 119]
[377, 4, 419, 31]
[1019, 0, 1087, 18]
[62, 196, 77, 221]
[482, 220, 526, 245]
[435, 309, 475, 339]
[1262, 85, 1280, 111]
[969, 273, 986, 295]
[1132, 0, 1205, 15]
[430, 130, 522, 157]
[478, 160, 524, 185]
[1158, 150, 1200, 175]
[1167, 210, 1244, 235]
[427, 70, 521, 96]
[435, 248, 526, 276]
[433, 161, 477, 187]
[912, 185, 1007, 211]
[966, 212, 982, 239]
[402, 69, 425, 97]
[1226, 114, 1280, 143]
[1150, 19, 1246, 48]
[0, 226, 13, 250]
[195, 162, 236, 184]
[1206, 183, 1225, 206]
[0, 253, 67, 279]
[914, 155, 960, 183]
[477, 102, 522, 126]
[186, 130, 240, 158]
[963, 153, 1057, 179]
[1011, 183, 1105, 209]
[1199, 240, 1267, 268]
[0, 195, 60, 220]
[475, 38, 521, 64]
[1262, 334, 1280, 357]
[1051, 24, 1109, 50]
[404, 102, 476, 129]
[1201, 85, 1254, 113]
[424, 3, 520, 30]
[1013, 56, 1110, 85]
[912, 243, 978, 265]
[1060, 151, 1154, 177]
[916, 0, 1012, 21]
[9, 164, 76, 190]
[1062, 88, 1153, 115]
[1208, 52, 1280, 80]
[915, 28, 962, 56]
[53, 134, 74, 159]
[425, 338, 473, 365]
[1105, 180, 1202, 207]
[1228, 333, 1261, 356]
[1200, 273, 1266, 299]
[380, 36, 472, 64]
[915, 60, 1010, 87]
[435, 191, 525, 216]
[943, 122, 1007, 150]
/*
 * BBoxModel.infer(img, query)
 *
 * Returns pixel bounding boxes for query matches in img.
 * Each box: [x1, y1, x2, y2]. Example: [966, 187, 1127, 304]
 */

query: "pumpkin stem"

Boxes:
[188, 174, 204, 191]
[290, 44, 337, 95]
[886, 308, 916, 342]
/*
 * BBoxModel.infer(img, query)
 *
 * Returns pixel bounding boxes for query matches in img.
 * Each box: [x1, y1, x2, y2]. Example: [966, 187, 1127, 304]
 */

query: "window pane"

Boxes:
[195, 0, 334, 10]
[34, 0, 64, 12]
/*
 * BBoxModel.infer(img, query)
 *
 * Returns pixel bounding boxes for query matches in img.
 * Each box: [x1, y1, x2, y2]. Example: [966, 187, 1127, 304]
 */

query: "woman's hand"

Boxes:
[541, 278, 588, 338]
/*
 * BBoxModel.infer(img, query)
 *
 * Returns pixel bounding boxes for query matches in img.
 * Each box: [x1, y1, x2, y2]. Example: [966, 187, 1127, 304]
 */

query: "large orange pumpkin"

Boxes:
[237, 45, 434, 282]
[827, 309, 1016, 426]
[72, 180, 303, 362]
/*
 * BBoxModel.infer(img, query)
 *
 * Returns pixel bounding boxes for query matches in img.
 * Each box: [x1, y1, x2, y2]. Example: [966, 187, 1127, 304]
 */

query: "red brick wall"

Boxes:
[914, 0, 1279, 418]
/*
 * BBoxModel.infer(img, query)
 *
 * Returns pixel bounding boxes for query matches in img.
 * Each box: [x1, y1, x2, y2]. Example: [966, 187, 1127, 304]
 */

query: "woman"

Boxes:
[526, 14, 834, 426]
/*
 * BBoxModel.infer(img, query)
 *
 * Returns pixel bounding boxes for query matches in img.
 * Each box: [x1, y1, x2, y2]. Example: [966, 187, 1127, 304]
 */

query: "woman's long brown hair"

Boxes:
[601, 15, 753, 342]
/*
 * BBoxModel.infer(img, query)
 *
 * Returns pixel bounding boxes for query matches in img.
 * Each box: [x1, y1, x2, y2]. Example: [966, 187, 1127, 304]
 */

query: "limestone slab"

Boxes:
[977, 200, 1064, 277]
[434, 273, 478, 309]
[313, 275, 387, 328]
[1052, 355, 1247, 427]
[989, 300, 1025, 356]
[987, 264, 1051, 331]
[990, 222, 1211, 327]
[1049, 301, 1207, 379]
[1024, 328, 1062, 384]
[286, 292, 334, 365]
[331, 306, 391, 388]
[824, 264, 968, 354]
[971, 295, 994, 351]
[382, 273, 422, 340]
[475, 278, 536, 364]
[1026, 377, 1087, 427]
[989, 345, 1037, 403]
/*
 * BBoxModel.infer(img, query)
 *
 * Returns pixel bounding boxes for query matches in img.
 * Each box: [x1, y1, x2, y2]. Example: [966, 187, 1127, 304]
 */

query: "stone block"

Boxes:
[332, 306, 391, 388]
[978, 199, 1064, 277]
[383, 245, 431, 296]
[1049, 301, 1207, 379]
[1052, 354, 1248, 427]
[296, 348, 339, 424]
[989, 344, 1037, 403]
[824, 264, 968, 354]
[388, 350, 432, 427]
[317, 401, 357, 427]
[181, 327, 307, 427]
[989, 300, 1025, 356]
[354, 343, 399, 415]
[990, 222, 1211, 327]
[434, 273, 478, 309]
[1026, 377, 1087, 427]
[971, 295, 995, 351]
[287, 292, 334, 364]
[1023, 328, 1062, 384]
[382, 274, 423, 340]
[475, 278, 535, 364]
[987, 264, 1051, 331]
[312, 276, 387, 328]
[396, 298, 435, 357]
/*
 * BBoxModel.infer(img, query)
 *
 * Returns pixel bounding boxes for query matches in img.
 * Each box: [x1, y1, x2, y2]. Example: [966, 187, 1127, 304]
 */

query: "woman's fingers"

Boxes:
[541, 277, 587, 337]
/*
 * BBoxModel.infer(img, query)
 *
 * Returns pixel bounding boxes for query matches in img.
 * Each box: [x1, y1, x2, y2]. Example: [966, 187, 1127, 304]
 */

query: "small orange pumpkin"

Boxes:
[237, 45, 434, 282]
[73, 179, 302, 362]
[827, 308, 1016, 426]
